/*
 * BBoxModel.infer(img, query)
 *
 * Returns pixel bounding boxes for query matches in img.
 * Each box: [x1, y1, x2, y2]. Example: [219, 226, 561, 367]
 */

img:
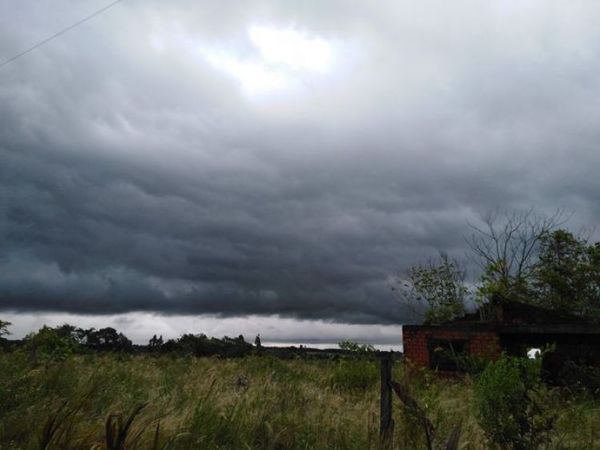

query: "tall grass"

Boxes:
[0, 351, 599, 449]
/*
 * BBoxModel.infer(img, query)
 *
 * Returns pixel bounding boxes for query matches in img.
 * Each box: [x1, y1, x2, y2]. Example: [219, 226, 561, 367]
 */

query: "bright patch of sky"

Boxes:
[201, 25, 336, 95]
[248, 25, 333, 73]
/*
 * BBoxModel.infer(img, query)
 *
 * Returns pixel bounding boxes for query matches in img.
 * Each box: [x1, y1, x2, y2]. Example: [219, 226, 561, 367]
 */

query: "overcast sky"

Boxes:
[1, 1, 600, 345]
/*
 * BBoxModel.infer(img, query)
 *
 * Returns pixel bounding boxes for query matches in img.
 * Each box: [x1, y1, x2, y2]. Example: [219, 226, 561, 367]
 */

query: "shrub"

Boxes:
[474, 354, 554, 449]
[557, 360, 600, 395]
[451, 352, 489, 375]
[25, 326, 78, 364]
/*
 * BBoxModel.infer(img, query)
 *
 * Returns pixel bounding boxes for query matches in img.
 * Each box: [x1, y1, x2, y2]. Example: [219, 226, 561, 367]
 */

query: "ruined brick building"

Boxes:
[402, 300, 600, 372]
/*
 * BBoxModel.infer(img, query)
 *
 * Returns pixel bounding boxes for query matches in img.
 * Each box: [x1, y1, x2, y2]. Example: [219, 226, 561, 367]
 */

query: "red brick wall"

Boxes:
[403, 328, 430, 367]
[403, 328, 501, 368]
[469, 332, 501, 359]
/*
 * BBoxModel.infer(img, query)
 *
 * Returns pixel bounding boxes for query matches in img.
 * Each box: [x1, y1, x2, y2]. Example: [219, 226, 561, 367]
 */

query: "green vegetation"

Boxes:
[532, 229, 600, 318]
[337, 340, 376, 354]
[0, 320, 10, 338]
[474, 354, 554, 449]
[398, 253, 467, 324]
[1, 342, 600, 449]
[397, 210, 600, 323]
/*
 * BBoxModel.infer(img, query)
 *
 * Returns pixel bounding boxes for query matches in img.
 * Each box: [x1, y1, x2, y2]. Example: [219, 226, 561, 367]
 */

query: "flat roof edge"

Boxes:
[402, 323, 600, 335]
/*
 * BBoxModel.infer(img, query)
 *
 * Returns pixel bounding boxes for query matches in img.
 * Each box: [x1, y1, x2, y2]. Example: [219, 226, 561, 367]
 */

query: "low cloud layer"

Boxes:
[0, 312, 403, 349]
[2, 1, 600, 326]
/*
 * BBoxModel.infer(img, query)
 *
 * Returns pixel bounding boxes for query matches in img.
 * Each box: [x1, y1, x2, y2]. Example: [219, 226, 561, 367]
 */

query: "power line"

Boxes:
[0, 0, 123, 70]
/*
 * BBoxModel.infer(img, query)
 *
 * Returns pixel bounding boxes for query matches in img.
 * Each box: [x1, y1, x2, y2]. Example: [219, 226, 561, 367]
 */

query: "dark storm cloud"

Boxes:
[2, 0, 600, 324]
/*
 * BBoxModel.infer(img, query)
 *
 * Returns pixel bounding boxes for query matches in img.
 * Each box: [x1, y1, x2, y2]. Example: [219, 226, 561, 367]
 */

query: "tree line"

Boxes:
[0, 322, 259, 360]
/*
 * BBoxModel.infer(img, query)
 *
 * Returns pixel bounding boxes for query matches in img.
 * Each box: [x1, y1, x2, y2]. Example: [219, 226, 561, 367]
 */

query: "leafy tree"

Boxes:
[397, 209, 600, 324]
[223, 335, 246, 346]
[0, 320, 10, 338]
[25, 326, 78, 363]
[397, 253, 468, 324]
[532, 229, 600, 319]
[173, 333, 252, 357]
[148, 334, 164, 350]
[52, 324, 89, 344]
[83, 327, 133, 351]
[464, 208, 600, 323]
[467, 209, 565, 310]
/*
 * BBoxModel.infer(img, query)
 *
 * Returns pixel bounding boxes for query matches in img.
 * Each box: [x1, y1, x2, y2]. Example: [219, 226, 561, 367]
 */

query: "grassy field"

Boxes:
[1, 351, 599, 449]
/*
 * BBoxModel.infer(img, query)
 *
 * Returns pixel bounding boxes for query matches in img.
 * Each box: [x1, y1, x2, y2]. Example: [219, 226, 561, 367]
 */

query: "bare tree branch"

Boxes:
[466, 208, 569, 304]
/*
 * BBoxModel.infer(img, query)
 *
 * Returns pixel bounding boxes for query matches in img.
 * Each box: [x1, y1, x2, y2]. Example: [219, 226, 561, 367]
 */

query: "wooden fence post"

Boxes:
[380, 354, 394, 447]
